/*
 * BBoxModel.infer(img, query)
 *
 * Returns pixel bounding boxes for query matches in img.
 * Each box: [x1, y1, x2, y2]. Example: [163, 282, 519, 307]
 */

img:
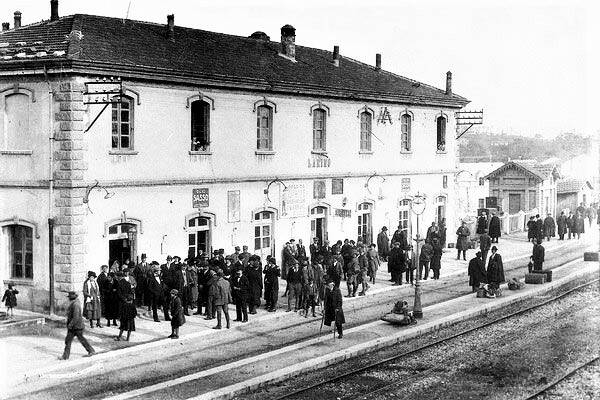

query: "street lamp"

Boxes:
[410, 192, 426, 319]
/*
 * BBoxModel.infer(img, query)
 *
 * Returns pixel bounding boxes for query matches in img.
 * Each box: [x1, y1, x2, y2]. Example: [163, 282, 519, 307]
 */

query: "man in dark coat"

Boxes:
[543, 213, 556, 241]
[557, 211, 568, 240]
[133, 254, 150, 307]
[357, 247, 369, 296]
[532, 239, 545, 271]
[566, 212, 575, 239]
[168, 289, 185, 339]
[60, 291, 95, 360]
[341, 239, 353, 281]
[245, 255, 263, 314]
[426, 222, 440, 243]
[116, 271, 133, 319]
[487, 246, 505, 290]
[324, 280, 345, 339]
[96, 265, 109, 321]
[468, 252, 487, 292]
[430, 238, 443, 280]
[286, 260, 303, 312]
[535, 215, 544, 242]
[479, 229, 492, 264]
[489, 213, 501, 243]
[391, 226, 404, 246]
[296, 239, 307, 263]
[377, 227, 390, 261]
[309, 237, 322, 264]
[263, 257, 280, 312]
[146, 263, 164, 322]
[388, 242, 406, 285]
[419, 240, 434, 280]
[231, 269, 249, 322]
[194, 259, 210, 315]
[211, 270, 232, 329]
[345, 251, 359, 297]
[527, 216, 537, 242]
[476, 212, 488, 234]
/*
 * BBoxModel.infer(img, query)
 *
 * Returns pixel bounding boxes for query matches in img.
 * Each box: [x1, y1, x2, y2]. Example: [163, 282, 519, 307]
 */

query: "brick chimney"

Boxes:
[50, 0, 59, 22]
[1, 22, 9, 31]
[332, 45, 339, 67]
[446, 71, 452, 95]
[14, 11, 21, 29]
[375, 53, 381, 71]
[167, 14, 175, 42]
[280, 24, 296, 61]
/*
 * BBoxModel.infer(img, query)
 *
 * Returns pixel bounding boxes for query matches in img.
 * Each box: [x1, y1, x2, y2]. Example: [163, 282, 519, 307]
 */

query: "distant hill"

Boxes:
[459, 132, 592, 163]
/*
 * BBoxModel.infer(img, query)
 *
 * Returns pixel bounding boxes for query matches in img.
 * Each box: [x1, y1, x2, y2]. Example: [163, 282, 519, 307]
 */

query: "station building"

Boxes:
[0, 2, 469, 311]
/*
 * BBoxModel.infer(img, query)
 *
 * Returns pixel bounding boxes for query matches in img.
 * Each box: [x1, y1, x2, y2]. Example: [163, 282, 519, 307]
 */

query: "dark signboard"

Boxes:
[193, 188, 209, 208]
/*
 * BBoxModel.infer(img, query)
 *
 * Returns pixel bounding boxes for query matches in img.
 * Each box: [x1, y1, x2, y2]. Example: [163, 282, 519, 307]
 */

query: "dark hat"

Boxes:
[166, 255, 173, 260]
[491, 246, 498, 252]
[170, 289, 179, 296]
[382, 226, 388, 231]
[269, 257, 276, 264]
[141, 253, 147, 259]
[101, 264, 109, 270]
[87, 271, 96, 278]
[67, 291, 78, 299]
[151, 261, 159, 265]
[173, 255, 181, 260]
[235, 246, 241, 250]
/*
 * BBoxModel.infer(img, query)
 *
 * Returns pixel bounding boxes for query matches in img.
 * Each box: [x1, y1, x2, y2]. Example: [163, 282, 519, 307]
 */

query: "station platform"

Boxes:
[1, 229, 597, 399]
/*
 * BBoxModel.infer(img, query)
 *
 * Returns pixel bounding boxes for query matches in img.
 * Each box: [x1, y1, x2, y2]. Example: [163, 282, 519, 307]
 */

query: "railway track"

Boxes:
[274, 278, 599, 400]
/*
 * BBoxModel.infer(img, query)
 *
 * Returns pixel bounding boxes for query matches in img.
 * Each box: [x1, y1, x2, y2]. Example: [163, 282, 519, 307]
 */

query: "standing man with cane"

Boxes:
[324, 280, 345, 339]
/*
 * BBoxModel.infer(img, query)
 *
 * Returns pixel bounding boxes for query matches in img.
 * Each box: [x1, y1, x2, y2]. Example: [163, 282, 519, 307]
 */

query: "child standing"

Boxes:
[114, 294, 136, 341]
[2, 284, 18, 317]
[303, 278, 317, 318]
[169, 289, 186, 339]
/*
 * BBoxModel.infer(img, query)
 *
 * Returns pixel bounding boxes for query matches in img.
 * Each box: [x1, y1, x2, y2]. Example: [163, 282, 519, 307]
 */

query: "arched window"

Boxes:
[312, 108, 326, 151]
[254, 211, 274, 253]
[256, 105, 273, 150]
[436, 116, 446, 152]
[112, 96, 134, 150]
[359, 111, 372, 151]
[191, 100, 210, 151]
[188, 216, 211, 259]
[357, 202, 373, 244]
[401, 113, 412, 152]
[3, 93, 30, 150]
[6, 225, 33, 279]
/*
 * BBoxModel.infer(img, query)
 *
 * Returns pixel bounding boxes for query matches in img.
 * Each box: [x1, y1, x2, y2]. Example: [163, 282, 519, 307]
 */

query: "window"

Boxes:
[398, 199, 410, 232]
[191, 100, 210, 151]
[443, 175, 448, 189]
[478, 198, 485, 209]
[436, 116, 446, 152]
[479, 177, 485, 186]
[312, 108, 326, 151]
[332, 178, 344, 195]
[111, 96, 134, 150]
[8, 225, 33, 279]
[3, 93, 31, 150]
[187, 216, 210, 259]
[313, 180, 326, 199]
[359, 112, 372, 151]
[400, 113, 411, 152]
[357, 203, 373, 244]
[529, 191, 536, 210]
[256, 105, 273, 151]
[254, 211, 273, 251]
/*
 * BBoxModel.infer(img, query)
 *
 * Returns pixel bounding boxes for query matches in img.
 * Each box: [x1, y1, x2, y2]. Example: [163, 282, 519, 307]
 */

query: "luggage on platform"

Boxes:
[535, 269, 552, 283]
[525, 273, 546, 284]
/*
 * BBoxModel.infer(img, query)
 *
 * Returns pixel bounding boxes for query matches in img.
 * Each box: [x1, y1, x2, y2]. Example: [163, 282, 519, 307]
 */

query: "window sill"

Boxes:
[4, 278, 34, 286]
[436, 150, 447, 154]
[189, 150, 212, 156]
[109, 150, 139, 156]
[1, 149, 33, 155]
[255, 150, 275, 156]
[311, 150, 328, 156]
[359, 150, 374, 155]
[400, 150, 413, 154]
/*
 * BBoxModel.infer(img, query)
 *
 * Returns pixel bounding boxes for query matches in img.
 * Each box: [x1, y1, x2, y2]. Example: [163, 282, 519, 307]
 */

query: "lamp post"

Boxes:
[410, 192, 426, 319]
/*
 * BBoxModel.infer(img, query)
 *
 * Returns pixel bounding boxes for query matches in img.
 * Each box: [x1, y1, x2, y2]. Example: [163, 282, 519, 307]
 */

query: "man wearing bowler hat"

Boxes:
[60, 291, 95, 360]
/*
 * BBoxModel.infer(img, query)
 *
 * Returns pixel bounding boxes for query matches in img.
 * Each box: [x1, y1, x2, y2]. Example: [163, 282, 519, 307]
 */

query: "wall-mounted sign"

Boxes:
[401, 178, 411, 192]
[227, 190, 240, 222]
[335, 208, 352, 218]
[192, 188, 209, 208]
[332, 178, 344, 195]
[281, 183, 306, 218]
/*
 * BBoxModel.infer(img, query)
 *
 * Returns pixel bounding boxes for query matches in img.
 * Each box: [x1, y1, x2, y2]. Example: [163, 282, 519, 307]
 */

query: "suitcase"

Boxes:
[525, 273, 546, 284]
[535, 269, 552, 282]
[584, 252, 599, 262]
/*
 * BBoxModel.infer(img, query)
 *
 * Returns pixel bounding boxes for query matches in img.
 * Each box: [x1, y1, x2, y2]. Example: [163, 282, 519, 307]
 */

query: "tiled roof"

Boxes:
[484, 160, 557, 181]
[0, 14, 469, 107]
[557, 179, 592, 194]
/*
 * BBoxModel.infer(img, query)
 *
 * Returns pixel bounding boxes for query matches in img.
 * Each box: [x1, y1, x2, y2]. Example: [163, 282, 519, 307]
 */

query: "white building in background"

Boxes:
[0, 3, 469, 311]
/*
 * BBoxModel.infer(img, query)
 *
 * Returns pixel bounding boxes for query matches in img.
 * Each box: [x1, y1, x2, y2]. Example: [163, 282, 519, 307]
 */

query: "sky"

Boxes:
[1, 0, 597, 138]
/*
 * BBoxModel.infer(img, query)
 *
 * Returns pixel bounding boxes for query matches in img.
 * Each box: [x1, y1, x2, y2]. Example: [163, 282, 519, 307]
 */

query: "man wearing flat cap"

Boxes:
[60, 291, 95, 360]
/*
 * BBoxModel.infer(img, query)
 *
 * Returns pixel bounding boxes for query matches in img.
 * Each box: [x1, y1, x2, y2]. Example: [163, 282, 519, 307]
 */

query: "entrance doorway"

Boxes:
[254, 210, 274, 263]
[509, 193, 521, 214]
[310, 206, 328, 244]
[435, 196, 447, 224]
[187, 216, 211, 259]
[107, 222, 136, 267]
[357, 202, 373, 244]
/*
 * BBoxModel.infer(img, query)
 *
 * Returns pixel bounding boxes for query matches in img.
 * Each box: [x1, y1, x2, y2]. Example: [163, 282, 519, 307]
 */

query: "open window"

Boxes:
[191, 100, 210, 152]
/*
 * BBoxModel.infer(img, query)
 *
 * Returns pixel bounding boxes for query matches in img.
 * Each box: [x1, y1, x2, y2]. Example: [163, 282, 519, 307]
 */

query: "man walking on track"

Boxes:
[324, 280, 345, 339]
[60, 291, 95, 360]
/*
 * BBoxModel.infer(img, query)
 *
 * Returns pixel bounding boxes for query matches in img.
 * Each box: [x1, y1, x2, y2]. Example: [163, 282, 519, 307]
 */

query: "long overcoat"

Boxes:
[430, 243, 443, 271]
[169, 295, 186, 328]
[455, 226, 470, 251]
[246, 264, 263, 306]
[556, 215, 568, 236]
[575, 216, 585, 234]
[211, 277, 232, 306]
[543, 216, 556, 237]
[263, 264, 280, 301]
[476, 215, 488, 234]
[489, 216, 501, 239]
[468, 257, 487, 288]
[184, 266, 199, 305]
[323, 286, 345, 326]
[367, 248, 380, 275]
[487, 254, 505, 285]
[102, 278, 120, 319]
[376, 231, 390, 258]
[388, 247, 406, 274]
[82, 278, 102, 320]
[532, 243, 545, 270]
[231, 274, 250, 302]
[527, 220, 536, 239]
